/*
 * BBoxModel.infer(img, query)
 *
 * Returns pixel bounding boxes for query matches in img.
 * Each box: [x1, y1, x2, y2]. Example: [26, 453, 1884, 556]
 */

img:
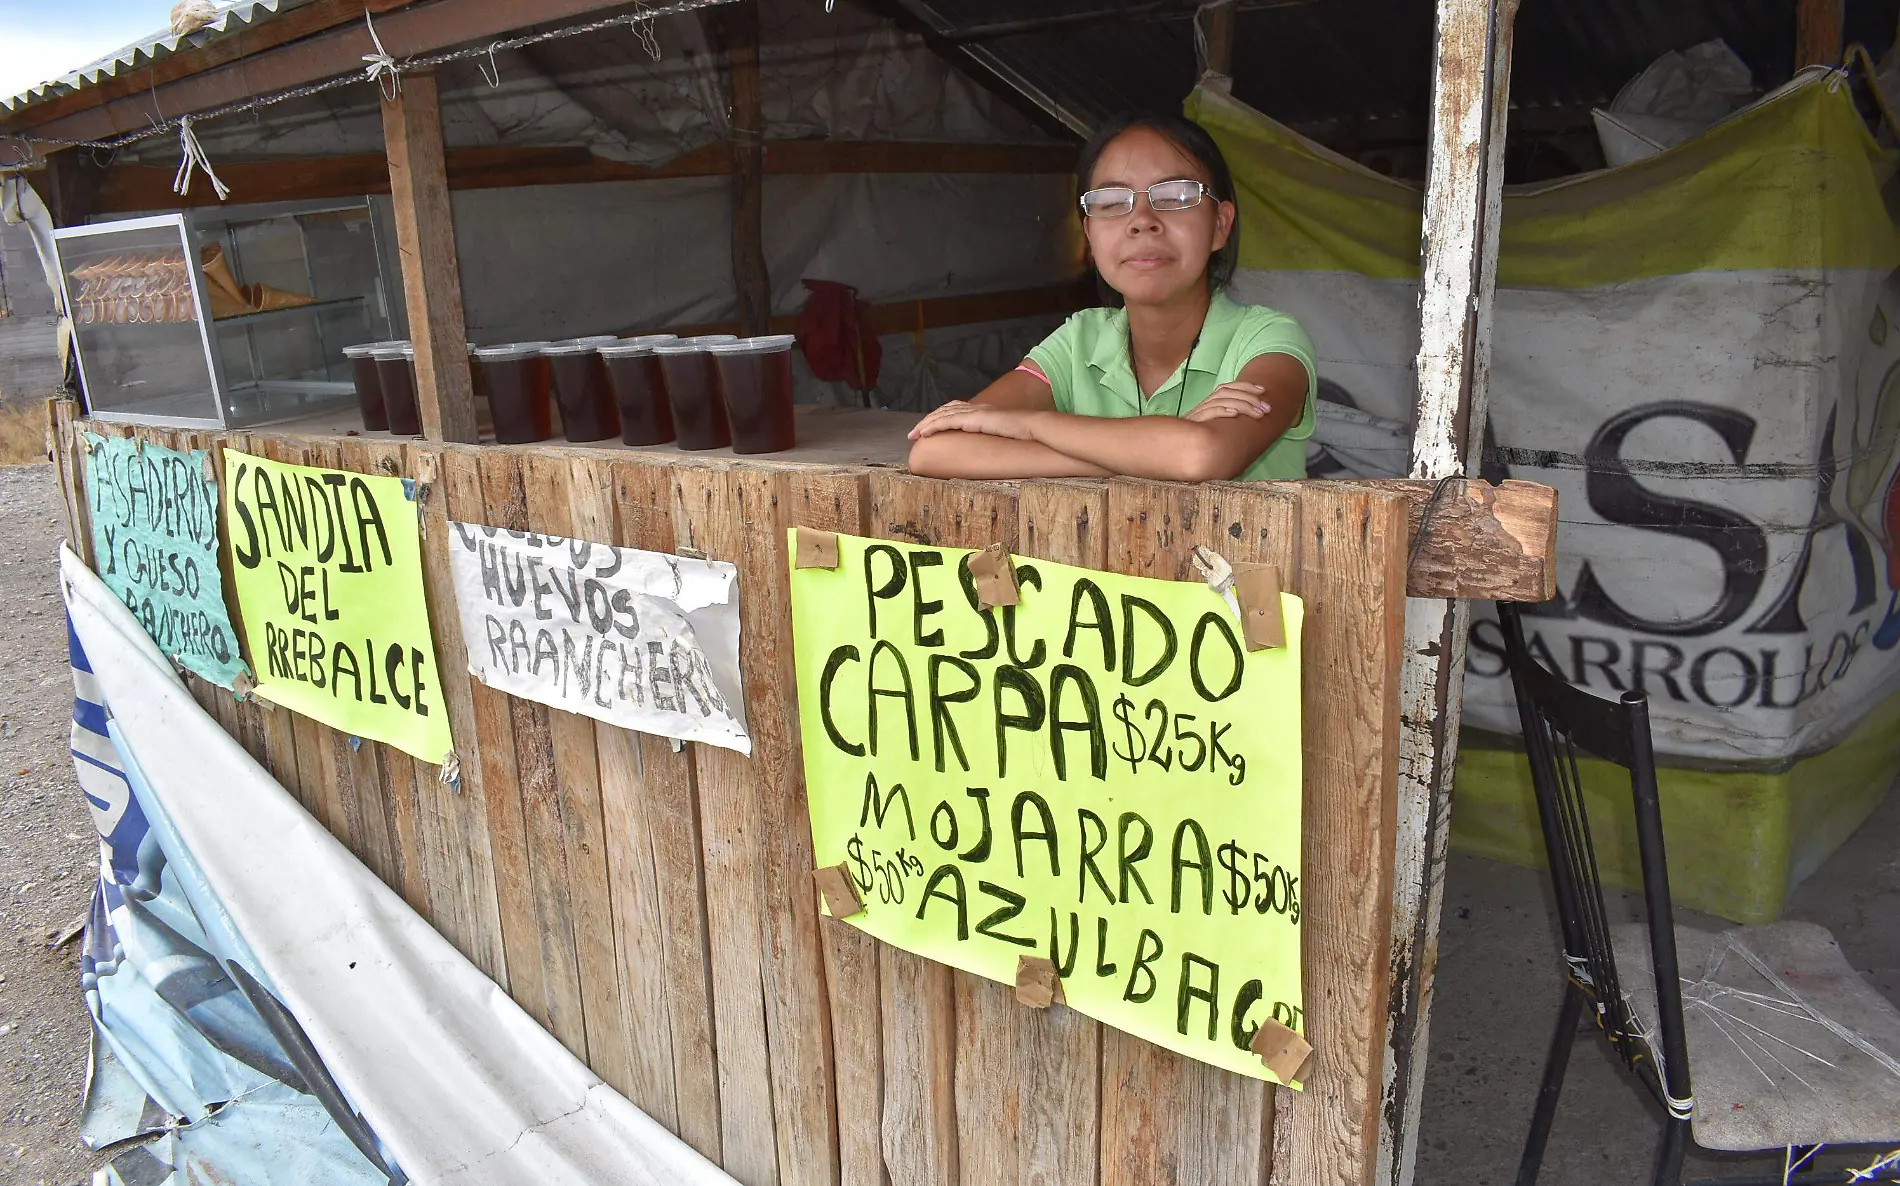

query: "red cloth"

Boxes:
[797, 279, 881, 391]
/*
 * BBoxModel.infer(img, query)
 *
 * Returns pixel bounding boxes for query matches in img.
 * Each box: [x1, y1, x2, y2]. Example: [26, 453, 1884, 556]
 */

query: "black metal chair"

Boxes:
[1497, 603, 1900, 1186]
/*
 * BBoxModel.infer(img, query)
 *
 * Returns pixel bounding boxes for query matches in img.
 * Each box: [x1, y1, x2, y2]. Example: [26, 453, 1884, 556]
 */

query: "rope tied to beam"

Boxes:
[170, 115, 228, 200]
[362, 11, 402, 101]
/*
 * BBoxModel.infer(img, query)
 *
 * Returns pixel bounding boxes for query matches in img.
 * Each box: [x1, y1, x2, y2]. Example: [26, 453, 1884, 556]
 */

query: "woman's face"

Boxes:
[1082, 127, 1235, 308]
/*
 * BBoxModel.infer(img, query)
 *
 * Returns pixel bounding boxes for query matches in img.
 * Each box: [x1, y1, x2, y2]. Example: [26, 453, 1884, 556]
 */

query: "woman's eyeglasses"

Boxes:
[1078, 179, 1209, 219]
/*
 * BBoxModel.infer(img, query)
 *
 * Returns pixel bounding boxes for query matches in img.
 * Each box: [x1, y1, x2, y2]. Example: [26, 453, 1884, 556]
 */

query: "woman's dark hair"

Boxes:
[1074, 110, 1241, 292]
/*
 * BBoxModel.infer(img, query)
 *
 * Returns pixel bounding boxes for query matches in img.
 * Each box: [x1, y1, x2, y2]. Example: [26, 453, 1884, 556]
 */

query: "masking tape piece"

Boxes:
[795, 526, 841, 570]
[968, 543, 1021, 609]
[1234, 564, 1285, 651]
[1016, 954, 1064, 1009]
[813, 862, 864, 918]
[1250, 1016, 1312, 1084]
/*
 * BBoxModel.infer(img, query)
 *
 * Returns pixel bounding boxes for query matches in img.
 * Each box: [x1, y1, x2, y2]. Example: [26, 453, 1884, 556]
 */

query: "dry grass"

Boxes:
[0, 403, 49, 466]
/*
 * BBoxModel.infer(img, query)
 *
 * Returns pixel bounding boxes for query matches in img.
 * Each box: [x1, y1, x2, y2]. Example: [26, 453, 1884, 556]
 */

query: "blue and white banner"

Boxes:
[63, 544, 737, 1185]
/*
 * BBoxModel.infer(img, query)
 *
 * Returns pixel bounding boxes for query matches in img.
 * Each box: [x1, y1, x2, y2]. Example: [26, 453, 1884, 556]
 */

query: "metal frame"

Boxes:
[1499, 603, 1900, 1186]
[58, 200, 385, 429]
[52, 212, 226, 428]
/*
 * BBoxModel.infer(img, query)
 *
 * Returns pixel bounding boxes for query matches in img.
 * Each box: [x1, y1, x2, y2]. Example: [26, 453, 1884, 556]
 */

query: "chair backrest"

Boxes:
[1495, 603, 1693, 1110]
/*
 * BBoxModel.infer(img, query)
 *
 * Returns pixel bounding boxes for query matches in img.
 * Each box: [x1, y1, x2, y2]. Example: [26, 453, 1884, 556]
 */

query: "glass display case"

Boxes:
[55, 202, 394, 428]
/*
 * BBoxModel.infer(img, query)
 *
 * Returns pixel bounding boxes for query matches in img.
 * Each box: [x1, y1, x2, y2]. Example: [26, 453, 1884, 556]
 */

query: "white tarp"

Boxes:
[1193, 74, 1900, 762]
[62, 544, 741, 1185]
[447, 523, 751, 753]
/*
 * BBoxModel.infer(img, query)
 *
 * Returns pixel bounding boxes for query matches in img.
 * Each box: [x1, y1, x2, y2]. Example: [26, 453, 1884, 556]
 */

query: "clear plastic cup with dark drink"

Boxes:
[372, 342, 421, 435]
[652, 335, 737, 450]
[598, 334, 678, 446]
[712, 334, 799, 454]
[343, 342, 393, 431]
[473, 342, 554, 444]
[542, 338, 622, 443]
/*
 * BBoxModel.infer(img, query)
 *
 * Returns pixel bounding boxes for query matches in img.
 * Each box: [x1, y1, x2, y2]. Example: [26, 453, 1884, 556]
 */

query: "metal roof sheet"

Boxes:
[2, 0, 317, 114]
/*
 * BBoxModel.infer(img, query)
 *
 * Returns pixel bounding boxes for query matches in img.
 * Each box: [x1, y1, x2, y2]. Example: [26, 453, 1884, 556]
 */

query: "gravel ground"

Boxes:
[0, 463, 108, 1185]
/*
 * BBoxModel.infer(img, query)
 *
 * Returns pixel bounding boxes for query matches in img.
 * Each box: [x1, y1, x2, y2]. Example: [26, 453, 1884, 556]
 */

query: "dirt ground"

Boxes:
[0, 463, 108, 1184]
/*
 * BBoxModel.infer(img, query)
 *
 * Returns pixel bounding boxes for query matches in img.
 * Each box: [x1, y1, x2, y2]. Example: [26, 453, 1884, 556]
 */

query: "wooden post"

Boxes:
[380, 68, 478, 443]
[714, 0, 772, 337]
[1381, 2, 1518, 1185]
[1795, 0, 1844, 68]
[1199, 0, 1238, 92]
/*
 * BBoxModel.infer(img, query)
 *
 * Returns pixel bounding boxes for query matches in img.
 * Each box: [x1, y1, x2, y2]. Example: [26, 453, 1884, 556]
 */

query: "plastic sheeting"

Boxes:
[62, 545, 740, 1186]
[1194, 74, 1900, 762]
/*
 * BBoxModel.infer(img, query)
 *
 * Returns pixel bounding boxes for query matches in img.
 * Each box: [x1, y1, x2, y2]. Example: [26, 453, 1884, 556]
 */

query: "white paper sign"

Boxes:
[447, 523, 751, 753]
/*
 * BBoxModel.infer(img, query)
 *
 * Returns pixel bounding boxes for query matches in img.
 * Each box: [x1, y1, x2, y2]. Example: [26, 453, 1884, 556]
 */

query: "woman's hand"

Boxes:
[907, 400, 1041, 441]
[1184, 381, 1270, 423]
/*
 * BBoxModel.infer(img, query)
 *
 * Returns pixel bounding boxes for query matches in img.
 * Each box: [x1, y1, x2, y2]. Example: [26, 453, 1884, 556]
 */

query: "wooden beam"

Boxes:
[1377, 3, 1519, 1186]
[712, 0, 772, 337]
[25, 148, 108, 227]
[9, 0, 643, 146]
[1795, 0, 1844, 68]
[381, 69, 477, 444]
[88, 140, 1080, 215]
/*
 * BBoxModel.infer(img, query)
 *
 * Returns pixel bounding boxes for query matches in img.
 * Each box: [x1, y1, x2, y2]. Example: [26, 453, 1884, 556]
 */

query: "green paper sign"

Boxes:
[85, 434, 249, 689]
[791, 530, 1305, 1083]
[222, 449, 452, 763]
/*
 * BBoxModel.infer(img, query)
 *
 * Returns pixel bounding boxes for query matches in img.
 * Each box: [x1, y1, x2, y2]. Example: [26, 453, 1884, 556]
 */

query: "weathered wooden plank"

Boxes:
[519, 450, 636, 1095]
[866, 470, 1028, 1186]
[738, 464, 854, 1186]
[879, 942, 960, 1186]
[46, 401, 83, 558]
[609, 456, 722, 1164]
[1328, 478, 1554, 603]
[1097, 476, 1266, 1186]
[402, 441, 508, 984]
[1274, 486, 1407, 1186]
[1382, 2, 1519, 1182]
[480, 449, 588, 1059]
[441, 446, 544, 1010]
[671, 461, 780, 1186]
[346, 438, 439, 918]
[783, 471, 884, 1186]
[1010, 479, 1108, 1186]
[565, 454, 679, 1128]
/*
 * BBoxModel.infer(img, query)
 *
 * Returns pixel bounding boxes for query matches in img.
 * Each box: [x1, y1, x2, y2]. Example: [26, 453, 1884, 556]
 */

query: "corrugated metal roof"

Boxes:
[2, 0, 320, 114]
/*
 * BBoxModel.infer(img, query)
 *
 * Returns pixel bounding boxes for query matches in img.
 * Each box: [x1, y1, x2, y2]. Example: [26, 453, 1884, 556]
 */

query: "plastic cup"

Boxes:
[372, 342, 420, 435]
[542, 340, 621, 443]
[598, 335, 679, 446]
[342, 342, 393, 431]
[652, 335, 737, 450]
[711, 335, 798, 455]
[473, 342, 555, 444]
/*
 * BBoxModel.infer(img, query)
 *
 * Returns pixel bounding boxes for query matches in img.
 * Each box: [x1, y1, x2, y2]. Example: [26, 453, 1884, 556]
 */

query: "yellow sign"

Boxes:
[791, 531, 1305, 1083]
[223, 450, 453, 763]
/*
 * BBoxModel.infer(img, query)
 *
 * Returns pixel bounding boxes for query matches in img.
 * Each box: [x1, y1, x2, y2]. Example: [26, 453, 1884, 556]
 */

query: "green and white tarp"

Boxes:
[1189, 71, 1900, 763]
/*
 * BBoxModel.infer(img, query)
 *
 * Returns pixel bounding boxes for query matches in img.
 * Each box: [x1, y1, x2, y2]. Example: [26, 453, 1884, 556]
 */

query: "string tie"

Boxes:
[171, 116, 229, 201]
[363, 12, 402, 101]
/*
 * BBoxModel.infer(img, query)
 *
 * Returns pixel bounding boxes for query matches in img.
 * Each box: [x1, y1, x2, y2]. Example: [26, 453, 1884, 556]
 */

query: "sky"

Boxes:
[0, 0, 176, 100]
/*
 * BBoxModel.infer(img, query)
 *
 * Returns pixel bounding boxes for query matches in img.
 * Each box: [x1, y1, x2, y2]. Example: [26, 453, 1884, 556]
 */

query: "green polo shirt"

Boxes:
[1027, 291, 1317, 481]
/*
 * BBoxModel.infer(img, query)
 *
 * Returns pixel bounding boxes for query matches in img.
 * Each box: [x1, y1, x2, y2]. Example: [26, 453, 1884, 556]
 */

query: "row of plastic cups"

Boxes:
[343, 333, 799, 453]
[470, 332, 798, 452]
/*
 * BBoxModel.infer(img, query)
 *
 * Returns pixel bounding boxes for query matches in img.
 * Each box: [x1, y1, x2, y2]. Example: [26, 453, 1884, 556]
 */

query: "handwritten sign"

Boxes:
[84, 435, 249, 689]
[790, 531, 1305, 1082]
[222, 449, 452, 763]
[446, 524, 750, 752]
